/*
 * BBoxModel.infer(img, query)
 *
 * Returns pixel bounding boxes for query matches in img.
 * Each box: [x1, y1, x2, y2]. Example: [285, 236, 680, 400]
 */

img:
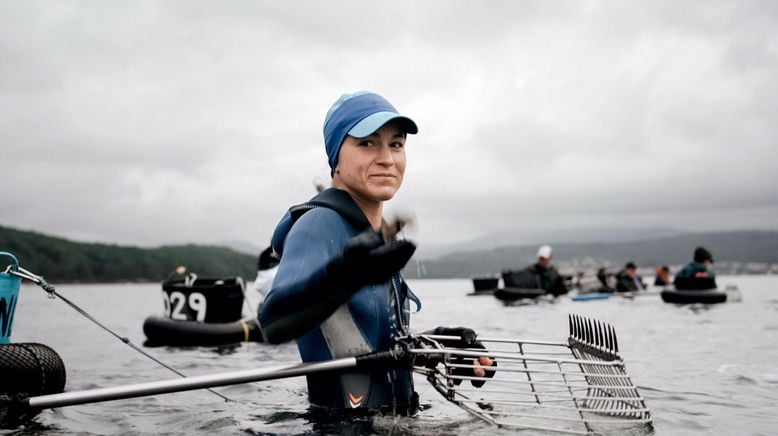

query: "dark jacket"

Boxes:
[259, 188, 419, 413]
[615, 271, 645, 292]
[674, 262, 717, 290]
[654, 270, 671, 287]
[502, 264, 568, 296]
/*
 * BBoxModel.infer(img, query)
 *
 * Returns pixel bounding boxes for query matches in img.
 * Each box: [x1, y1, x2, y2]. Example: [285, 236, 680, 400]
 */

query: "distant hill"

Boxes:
[4, 225, 777, 282]
[407, 230, 778, 278]
[417, 226, 685, 259]
[0, 225, 256, 283]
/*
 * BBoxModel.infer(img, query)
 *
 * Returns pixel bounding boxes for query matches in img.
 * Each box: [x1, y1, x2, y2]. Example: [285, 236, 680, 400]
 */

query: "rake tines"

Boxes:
[568, 314, 620, 360]
[567, 314, 650, 422]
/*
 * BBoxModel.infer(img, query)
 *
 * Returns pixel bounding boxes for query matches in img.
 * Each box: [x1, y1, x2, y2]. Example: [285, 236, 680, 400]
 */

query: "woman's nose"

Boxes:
[375, 144, 393, 164]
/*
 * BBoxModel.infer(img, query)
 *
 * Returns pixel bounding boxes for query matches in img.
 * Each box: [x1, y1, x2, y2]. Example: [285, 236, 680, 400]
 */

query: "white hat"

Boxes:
[537, 245, 552, 259]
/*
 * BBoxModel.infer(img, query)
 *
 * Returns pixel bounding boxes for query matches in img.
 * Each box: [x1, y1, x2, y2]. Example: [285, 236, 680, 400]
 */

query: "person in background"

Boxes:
[534, 245, 569, 296]
[596, 267, 616, 292]
[253, 246, 279, 300]
[503, 245, 568, 296]
[674, 246, 717, 290]
[654, 265, 672, 287]
[615, 262, 646, 292]
[259, 91, 493, 416]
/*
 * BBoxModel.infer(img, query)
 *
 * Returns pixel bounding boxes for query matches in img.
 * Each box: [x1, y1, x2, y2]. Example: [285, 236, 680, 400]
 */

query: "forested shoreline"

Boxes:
[0, 225, 256, 283]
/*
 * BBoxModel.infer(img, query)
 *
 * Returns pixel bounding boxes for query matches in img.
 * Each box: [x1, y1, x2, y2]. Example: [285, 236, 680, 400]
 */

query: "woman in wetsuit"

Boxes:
[259, 92, 421, 414]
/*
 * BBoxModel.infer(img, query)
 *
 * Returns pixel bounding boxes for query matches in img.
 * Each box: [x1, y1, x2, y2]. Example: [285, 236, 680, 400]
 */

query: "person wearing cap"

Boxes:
[534, 245, 569, 296]
[259, 92, 493, 415]
[615, 261, 646, 293]
[503, 245, 568, 296]
[259, 91, 419, 414]
[674, 246, 717, 290]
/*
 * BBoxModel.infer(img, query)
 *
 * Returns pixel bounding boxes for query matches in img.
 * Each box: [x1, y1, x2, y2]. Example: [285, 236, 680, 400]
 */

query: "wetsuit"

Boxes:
[674, 262, 717, 290]
[259, 188, 419, 413]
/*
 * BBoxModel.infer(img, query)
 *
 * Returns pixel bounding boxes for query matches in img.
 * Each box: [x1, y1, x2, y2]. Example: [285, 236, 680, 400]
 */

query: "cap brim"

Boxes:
[348, 111, 418, 138]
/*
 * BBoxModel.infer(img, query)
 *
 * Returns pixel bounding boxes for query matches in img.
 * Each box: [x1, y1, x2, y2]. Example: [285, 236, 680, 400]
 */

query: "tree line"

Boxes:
[0, 225, 256, 283]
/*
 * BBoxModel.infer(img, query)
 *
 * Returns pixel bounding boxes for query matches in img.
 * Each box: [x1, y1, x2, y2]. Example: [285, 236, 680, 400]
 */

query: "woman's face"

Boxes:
[333, 120, 407, 204]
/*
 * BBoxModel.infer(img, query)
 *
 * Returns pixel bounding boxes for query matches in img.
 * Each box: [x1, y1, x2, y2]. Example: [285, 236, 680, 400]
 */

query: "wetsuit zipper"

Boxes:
[391, 273, 408, 335]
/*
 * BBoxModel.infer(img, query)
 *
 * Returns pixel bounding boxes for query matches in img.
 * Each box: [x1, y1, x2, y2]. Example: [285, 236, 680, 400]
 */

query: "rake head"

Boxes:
[411, 314, 651, 434]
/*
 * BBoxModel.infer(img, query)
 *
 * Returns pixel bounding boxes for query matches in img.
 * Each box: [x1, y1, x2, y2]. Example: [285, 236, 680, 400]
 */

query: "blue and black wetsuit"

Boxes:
[259, 188, 420, 414]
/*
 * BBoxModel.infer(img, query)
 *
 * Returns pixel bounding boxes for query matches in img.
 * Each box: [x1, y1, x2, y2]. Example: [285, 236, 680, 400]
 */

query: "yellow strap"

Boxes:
[240, 320, 250, 342]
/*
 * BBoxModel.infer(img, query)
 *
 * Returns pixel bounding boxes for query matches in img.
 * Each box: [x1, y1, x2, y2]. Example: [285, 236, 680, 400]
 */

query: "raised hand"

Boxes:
[327, 229, 416, 290]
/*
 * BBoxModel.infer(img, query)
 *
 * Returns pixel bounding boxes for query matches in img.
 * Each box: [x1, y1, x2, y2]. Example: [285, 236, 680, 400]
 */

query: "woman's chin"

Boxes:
[366, 186, 399, 202]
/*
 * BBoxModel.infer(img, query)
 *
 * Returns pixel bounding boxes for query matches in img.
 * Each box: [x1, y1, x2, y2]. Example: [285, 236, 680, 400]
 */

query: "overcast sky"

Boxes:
[1, 1, 777, 255]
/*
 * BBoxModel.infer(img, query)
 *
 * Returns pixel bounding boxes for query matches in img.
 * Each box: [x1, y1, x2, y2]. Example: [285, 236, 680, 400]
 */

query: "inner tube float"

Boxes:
[493, 287, 546, 303]
[143, 272, 264, 346]
[143, 315, 262, 347]
[0, 342, 66, 428]
[468, 277, 499, 296]
[661, 288, 728, 304]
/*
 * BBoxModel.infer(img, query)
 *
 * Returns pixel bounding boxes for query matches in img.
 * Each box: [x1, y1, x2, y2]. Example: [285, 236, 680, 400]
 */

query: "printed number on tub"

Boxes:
[163, 291, 207, 322]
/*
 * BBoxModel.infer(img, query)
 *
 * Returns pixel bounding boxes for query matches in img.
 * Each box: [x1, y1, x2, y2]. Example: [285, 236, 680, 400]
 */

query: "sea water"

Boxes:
[8, 276, 778, 435]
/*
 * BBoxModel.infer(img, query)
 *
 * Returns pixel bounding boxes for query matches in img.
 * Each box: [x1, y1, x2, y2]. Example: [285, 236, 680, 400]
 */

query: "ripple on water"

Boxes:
[763, 374, 778, 384]
[732, 374, 759, 386]
[717, 363, 778, 390]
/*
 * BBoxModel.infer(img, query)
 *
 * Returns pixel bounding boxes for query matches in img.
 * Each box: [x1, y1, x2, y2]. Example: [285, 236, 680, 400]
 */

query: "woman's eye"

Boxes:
[358, 140, 373, 147]
[390, 141, 405, 149]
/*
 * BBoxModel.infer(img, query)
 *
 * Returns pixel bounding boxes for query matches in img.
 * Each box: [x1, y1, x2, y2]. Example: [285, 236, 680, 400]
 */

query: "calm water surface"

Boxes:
[7, 276, 778, 435]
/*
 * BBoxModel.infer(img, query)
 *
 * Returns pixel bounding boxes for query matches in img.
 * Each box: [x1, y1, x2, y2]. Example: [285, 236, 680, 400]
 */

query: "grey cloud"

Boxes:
[1, 0, 777, 253]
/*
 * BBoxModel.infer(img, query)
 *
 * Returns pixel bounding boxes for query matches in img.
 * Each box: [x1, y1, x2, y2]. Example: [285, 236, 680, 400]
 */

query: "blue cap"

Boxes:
[323, 92, 418, 171]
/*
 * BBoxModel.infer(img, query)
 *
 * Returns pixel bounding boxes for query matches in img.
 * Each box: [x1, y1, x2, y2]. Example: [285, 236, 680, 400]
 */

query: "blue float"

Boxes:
[0, 252, 21, 344]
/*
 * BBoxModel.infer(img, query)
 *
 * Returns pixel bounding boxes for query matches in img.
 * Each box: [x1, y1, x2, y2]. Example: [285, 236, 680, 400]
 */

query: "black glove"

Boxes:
[424, 326, 497, 388]
[327, 229, 416, 291]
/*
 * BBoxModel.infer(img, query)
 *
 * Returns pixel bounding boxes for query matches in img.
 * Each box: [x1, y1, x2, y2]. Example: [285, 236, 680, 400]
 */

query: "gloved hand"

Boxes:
[423, 326, 497, 388]
[327, 229, 416, 291]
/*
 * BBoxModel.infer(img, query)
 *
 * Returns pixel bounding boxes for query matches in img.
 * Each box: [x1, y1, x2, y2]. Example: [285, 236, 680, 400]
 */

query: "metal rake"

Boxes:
[412, 314, 652, 434]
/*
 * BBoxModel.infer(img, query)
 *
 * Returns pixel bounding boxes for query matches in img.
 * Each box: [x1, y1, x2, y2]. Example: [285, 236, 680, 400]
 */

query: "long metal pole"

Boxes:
[28, 357, 357, 409]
